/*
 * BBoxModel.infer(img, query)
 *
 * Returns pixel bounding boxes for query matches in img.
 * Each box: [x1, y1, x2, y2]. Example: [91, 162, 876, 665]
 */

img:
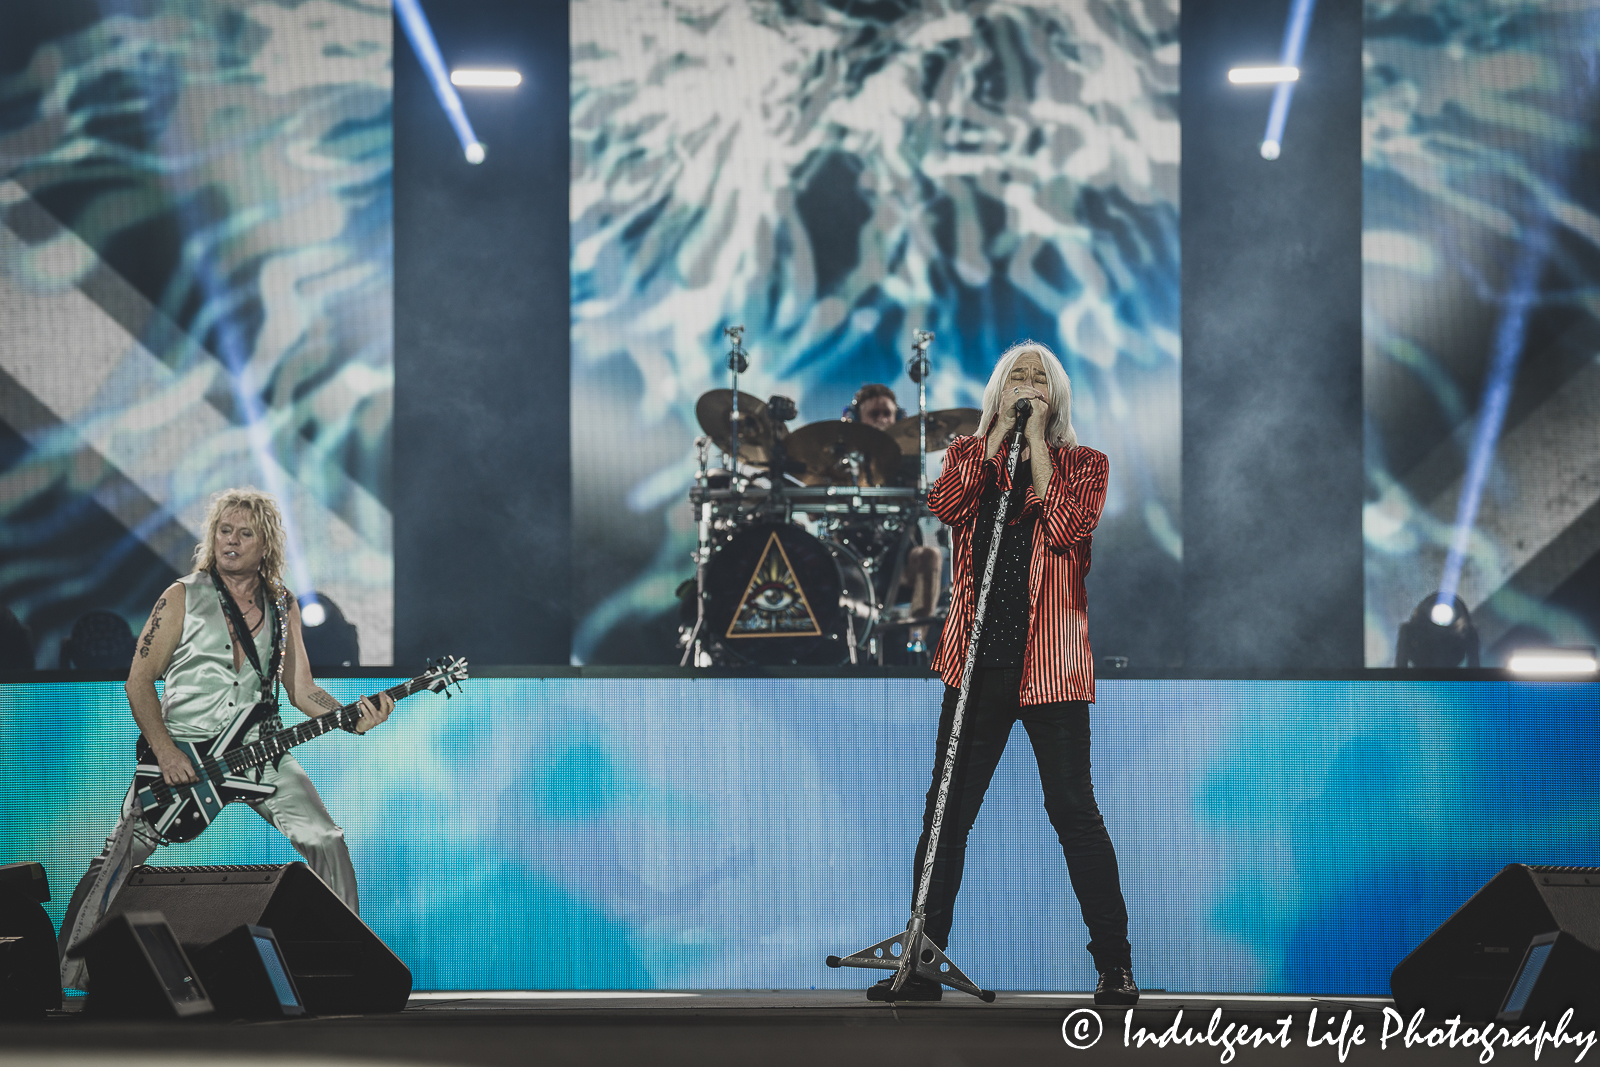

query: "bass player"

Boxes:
[56, 488, 393, 989]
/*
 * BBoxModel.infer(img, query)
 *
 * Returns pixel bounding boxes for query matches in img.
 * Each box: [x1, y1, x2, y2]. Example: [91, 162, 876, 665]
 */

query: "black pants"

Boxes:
[910, 668, 1132, 972]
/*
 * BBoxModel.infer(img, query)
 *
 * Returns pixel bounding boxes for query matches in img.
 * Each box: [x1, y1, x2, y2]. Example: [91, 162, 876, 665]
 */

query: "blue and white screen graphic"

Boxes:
[1363, 1, 1600, 665]
[0, 2, 394, 665]
[7, 677, 1597, 994]
[570, 1, 1182, 665]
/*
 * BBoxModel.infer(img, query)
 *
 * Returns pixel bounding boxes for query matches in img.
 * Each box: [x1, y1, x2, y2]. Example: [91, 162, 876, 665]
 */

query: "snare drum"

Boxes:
[702, 522, 874, 665]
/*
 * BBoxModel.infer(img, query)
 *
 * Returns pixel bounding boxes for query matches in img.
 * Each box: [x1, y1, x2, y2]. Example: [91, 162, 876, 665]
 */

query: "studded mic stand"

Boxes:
[826, 399, 1034, 1002]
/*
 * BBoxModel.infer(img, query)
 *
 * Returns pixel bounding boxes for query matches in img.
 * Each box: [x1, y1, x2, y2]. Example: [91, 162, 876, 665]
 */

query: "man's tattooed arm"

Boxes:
[308, 689, 344, 715]
[138, 597, 168, 659]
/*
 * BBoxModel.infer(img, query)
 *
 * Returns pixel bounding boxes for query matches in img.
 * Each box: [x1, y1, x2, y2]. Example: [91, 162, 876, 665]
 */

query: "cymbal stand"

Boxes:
[723, 325, 748, 473]
[681, 434, 713, 667]
[909, 330, 934, 494]
[826, 407, 1028, 1003]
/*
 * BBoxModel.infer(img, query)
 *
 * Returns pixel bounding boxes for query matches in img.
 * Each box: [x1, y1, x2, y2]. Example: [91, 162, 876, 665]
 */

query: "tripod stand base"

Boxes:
[825, 921, 995, 1002]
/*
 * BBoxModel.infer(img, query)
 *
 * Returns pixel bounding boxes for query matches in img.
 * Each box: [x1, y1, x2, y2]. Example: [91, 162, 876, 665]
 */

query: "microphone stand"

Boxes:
[909, 330, 933, 494]
[826, 398, 1033, 1002]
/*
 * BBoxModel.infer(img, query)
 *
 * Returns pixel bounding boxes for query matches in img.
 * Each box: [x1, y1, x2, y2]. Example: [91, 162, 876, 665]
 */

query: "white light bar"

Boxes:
[451, 69, 521, 88]
[1507, 650, 1599, 677]
[1229, 66, 1300, 85]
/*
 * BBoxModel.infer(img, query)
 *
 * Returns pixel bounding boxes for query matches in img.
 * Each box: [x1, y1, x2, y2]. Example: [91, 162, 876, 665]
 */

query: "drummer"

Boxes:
[845, 384, 944, 641]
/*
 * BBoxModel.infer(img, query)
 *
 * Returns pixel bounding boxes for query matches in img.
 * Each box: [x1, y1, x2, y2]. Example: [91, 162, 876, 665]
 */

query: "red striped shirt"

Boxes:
[928, 434, 1109, 704]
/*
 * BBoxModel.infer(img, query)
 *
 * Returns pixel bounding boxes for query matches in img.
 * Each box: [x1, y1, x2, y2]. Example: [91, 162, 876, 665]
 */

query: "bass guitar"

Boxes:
[132, 656, 468, 843]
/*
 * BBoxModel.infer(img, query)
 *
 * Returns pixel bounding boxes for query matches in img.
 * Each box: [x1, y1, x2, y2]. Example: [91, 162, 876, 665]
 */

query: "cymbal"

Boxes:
[784, 420, 903, 487]
[696, 390, 782, 464]
[885, 408, 981, 453]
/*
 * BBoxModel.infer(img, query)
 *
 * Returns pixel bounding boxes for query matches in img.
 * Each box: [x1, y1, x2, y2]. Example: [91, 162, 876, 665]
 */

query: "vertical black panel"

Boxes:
[1181, 0, 1364, 670]
[393, 1, 570, 666]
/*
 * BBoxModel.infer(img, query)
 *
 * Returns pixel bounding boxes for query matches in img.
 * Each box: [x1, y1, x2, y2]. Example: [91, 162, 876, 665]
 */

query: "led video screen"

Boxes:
[7, 676, 1595, 993]
[570, 1, 1182, 667]
[1363, 1, 1600, 665]
[0, 2, 394, 666]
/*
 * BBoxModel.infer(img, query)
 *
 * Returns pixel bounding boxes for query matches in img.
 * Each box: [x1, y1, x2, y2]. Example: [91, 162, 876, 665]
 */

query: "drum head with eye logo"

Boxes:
[704, 523, 865, 666]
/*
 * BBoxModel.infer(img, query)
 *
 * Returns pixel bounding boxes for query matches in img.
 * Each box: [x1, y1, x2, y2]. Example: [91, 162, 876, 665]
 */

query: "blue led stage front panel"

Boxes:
[3, 677, 1596, 993]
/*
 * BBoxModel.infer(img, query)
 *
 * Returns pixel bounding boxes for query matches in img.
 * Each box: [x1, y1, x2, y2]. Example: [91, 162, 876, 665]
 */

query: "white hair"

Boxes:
[978, 340, 1078, 450]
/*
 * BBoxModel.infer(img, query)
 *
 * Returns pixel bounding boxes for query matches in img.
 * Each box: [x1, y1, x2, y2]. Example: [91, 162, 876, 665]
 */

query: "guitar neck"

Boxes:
[230, 677, 428, 773]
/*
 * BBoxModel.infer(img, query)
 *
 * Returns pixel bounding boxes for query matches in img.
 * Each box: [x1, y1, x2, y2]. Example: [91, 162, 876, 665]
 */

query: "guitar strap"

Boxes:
[208, 565, 285, 701]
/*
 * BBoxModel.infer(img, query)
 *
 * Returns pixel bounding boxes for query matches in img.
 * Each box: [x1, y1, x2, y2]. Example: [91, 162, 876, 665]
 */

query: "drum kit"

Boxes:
[680, 328, 980, 667]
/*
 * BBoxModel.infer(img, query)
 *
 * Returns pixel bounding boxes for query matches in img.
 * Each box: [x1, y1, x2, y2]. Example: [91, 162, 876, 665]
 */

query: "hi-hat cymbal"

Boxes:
[885, 408, 981, 453]
[696, 390, 782, 464]
[784, 420, 903, 487]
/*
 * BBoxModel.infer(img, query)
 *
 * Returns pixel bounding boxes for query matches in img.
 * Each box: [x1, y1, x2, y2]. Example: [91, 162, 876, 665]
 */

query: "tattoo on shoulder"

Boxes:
[139, 597, 168, 659]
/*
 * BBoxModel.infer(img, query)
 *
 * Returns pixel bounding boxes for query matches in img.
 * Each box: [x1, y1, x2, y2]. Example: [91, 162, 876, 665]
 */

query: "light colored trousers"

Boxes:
[57, 751, 357, 990]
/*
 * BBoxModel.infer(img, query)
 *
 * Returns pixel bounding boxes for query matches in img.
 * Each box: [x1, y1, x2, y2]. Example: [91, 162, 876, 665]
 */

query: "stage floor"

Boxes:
[4, 991, 1539, 1067]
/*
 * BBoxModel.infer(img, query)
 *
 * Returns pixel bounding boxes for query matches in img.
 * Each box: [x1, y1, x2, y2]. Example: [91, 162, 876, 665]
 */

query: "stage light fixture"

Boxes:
[1260, 140, 1280, 160]
[1229, 66, 1299, 84]
[1506, 649, 1599, 677]
[451, 69, 520, 88]
[301, 601, 326, 628]
[1430, 602, 1455, 626]
[395, 0, 486, 164]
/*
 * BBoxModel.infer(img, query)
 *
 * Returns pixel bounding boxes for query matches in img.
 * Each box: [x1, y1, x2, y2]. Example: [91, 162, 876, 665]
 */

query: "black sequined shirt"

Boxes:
[970, 457, 1037, 670]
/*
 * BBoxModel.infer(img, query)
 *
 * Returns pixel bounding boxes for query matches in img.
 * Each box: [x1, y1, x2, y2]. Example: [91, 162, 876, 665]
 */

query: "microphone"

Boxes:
[1013, 397, 1032, 426]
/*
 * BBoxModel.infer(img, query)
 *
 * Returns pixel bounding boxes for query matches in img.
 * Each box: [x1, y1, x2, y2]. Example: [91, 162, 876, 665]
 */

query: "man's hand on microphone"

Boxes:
[987, 384, 1050, 458]
[1022, 390, 1052, 444]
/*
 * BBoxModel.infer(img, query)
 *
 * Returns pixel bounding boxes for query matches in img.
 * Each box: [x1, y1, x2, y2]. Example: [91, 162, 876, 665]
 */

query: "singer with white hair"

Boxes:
[866, 340, 1136, 1004]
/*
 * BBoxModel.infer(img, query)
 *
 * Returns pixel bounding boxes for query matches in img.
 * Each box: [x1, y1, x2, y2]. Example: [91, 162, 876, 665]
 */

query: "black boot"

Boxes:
[1094, 967, 1139, 1005]
[867, 973, 944, 1001]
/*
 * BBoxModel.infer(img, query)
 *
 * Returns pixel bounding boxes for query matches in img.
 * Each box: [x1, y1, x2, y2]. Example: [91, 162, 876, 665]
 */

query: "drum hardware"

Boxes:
[884, 408, 981, 456]
[696, 390, 782, 467]
[826, 397, 1034, 1002]
[680, 436, 715, 667]
[722, 325, 749, 473]
[784, 421, 902, 487]
[909, 330, 933, 493]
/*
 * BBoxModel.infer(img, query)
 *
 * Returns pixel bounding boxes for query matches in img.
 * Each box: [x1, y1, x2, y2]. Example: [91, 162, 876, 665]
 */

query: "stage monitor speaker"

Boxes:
[1496, 931, 1600, 1025]
[195, 924, 307, 1019]
[103, 862, 411, 1014]
[1392, 864, 1600, 1022]
[70, 910, 214, 1019]
[0, 862, 61, 1019]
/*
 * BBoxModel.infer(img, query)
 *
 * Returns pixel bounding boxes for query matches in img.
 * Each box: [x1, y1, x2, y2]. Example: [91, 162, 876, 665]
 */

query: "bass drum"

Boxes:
[704, 522, 874, 665]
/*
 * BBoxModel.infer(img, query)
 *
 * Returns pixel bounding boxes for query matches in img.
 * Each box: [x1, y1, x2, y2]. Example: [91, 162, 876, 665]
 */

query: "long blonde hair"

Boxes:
[978, 340, 1078, 449]
[192, 488, 288, 591]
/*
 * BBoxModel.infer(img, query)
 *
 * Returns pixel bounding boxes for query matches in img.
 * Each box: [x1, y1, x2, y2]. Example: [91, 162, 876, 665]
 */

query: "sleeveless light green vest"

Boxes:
[161, 571, 279, 741]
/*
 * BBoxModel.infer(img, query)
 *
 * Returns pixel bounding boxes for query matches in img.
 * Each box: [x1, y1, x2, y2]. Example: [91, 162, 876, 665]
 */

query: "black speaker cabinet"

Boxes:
[1496, 931, 1600, 1025]
[103, 863, 411, 1014]
[70, 910, 214, 1019]
[195, 924, 307, 1019]
[0, 862, 61, 1019]
[1392, 865, 1600, 1022]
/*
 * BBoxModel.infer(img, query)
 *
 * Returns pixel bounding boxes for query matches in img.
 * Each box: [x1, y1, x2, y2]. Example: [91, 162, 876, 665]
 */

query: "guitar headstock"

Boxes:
[422, 655, 469, 697]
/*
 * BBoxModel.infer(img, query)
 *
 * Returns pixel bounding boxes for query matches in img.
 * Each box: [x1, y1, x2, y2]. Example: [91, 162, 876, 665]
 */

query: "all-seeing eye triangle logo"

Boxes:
[726, 532, 822, 639]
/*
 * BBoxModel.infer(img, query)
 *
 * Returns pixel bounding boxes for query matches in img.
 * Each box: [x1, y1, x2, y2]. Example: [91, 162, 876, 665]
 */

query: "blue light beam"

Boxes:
[395, 0, 486, 163]
[1260, 0, 1318, 160]
[1433, 227, 1551, 620]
